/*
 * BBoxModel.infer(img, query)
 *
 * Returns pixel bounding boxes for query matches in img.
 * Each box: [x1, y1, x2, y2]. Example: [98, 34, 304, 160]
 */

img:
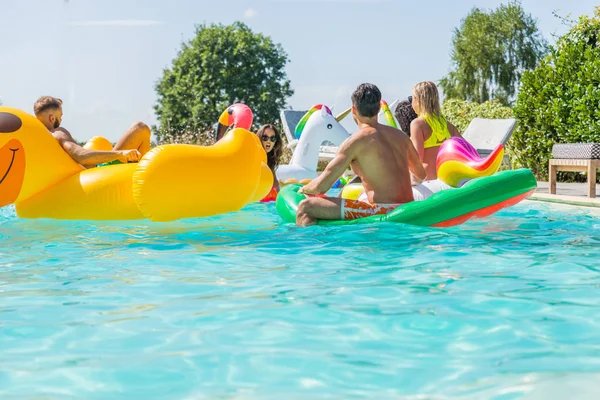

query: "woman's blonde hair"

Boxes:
[412, 81, 442, 117]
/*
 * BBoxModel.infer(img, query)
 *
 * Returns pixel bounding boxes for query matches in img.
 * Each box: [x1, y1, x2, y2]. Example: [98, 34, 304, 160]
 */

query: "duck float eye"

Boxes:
[0, 112, 22, 133]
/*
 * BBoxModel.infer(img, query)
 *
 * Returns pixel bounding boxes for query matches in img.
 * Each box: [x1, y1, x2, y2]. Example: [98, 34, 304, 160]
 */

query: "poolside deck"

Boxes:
[530, 181, 600, 208]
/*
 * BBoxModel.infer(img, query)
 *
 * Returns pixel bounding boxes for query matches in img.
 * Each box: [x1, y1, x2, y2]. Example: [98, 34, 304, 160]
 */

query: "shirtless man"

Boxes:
[409, 82, 461, 180]
[296, 83, 427, 227]
[33, 96, 151, 169]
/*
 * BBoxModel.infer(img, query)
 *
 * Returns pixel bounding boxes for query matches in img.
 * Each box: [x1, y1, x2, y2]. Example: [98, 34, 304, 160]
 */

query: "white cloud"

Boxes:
[244, 8, 258, 19]
[69, 20, 163, 27]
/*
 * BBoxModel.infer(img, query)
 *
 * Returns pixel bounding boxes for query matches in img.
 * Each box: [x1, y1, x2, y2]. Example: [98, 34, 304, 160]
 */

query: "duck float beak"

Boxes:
[0, 138, 25, 208]
[0, 111, 26, 208]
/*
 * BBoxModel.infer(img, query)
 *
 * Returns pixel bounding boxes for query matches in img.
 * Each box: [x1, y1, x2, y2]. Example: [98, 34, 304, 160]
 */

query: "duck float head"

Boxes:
[0, 107, 82, 210]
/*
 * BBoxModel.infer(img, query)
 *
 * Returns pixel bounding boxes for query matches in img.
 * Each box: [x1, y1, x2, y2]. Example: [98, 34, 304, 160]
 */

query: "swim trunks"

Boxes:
[340, 196, 401, 220]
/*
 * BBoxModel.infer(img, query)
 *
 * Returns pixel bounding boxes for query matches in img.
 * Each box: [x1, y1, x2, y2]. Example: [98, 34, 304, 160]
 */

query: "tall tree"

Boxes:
[439, 1, 547, 105]
[154, 21, 293, 141]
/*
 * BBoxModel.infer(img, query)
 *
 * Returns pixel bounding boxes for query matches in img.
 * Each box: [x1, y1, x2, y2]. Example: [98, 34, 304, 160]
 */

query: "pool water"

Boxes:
[2, 200, 600, 399]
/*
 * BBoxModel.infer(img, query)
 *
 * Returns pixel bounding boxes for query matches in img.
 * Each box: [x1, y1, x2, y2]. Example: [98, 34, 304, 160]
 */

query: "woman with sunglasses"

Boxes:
[256, 124, 283, 198]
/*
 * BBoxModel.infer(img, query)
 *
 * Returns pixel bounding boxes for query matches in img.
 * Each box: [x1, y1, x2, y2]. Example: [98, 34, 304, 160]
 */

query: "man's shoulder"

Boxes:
[349, 127, 374, 141]
[51, 127, 75, 142]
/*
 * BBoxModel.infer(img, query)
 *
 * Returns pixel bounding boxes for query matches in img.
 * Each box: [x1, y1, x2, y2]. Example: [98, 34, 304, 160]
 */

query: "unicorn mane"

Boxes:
[295, 104, 332, 139]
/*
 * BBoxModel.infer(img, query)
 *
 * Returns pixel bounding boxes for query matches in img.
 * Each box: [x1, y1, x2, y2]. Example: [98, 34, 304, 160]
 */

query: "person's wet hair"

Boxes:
[351, 83, 381, 118]
[394, 99, 418, 136]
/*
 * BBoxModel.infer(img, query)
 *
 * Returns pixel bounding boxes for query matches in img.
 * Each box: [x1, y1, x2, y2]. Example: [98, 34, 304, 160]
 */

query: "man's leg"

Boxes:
[113, 121, 151, 156]
[296, 196, 343, 227]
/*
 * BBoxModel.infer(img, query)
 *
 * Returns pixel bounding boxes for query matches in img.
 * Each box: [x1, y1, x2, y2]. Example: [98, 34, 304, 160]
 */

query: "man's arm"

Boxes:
[406, 137, 427, 185]
[300, 137, 359, 195]
[53, 129, 139, 166]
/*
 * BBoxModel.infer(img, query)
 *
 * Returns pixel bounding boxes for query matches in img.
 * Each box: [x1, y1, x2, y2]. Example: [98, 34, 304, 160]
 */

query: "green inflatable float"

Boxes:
[275, 136, 538, 227]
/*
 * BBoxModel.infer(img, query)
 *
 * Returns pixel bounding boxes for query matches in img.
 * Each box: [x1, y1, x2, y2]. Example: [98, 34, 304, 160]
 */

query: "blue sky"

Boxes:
[1, 0, 597, 141]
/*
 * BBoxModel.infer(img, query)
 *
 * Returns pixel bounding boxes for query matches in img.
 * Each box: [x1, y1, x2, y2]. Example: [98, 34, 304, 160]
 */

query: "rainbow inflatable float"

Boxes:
[0, 105, 272, 221]
[276, 137, 537, 227]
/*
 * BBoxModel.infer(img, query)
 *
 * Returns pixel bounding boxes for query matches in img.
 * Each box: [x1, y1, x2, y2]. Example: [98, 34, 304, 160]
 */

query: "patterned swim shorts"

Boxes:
[340, 199, 401, 220]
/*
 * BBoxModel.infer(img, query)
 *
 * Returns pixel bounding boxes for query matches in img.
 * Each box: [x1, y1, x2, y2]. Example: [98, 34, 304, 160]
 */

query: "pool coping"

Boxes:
[528, 192, 600, 208]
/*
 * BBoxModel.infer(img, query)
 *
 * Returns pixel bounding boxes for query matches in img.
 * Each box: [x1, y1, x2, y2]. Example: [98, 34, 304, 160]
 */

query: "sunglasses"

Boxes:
[262, 136, 277, 143]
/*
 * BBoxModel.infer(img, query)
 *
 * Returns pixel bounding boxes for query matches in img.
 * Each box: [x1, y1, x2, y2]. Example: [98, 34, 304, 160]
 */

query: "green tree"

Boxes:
[512, 7, 600, 179]
[440, 1, 547, 105]
[154, 21, 293, 142]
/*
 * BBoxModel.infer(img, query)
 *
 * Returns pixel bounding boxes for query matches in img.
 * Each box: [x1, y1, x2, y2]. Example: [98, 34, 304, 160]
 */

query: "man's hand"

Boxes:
[411, 174, 424, 186]
[298, 184, 321, 196]
[116, 149, 141, 163]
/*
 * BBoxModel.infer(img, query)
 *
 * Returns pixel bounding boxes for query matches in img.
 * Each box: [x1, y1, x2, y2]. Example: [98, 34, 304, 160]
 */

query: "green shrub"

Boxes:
[512, 8, 600, 180]
[442, 98, 514, 133]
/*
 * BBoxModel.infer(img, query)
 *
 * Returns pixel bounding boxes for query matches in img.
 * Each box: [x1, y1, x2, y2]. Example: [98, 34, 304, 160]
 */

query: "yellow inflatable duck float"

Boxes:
[0, 106, 272, 221]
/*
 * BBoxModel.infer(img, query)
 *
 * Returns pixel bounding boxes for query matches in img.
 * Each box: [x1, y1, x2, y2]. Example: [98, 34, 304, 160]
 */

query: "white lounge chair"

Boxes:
[461, 117, 517, 167]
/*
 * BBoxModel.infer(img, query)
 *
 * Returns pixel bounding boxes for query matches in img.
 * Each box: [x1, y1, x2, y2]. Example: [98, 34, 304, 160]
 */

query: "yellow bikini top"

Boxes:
[422, 114, 451, 149]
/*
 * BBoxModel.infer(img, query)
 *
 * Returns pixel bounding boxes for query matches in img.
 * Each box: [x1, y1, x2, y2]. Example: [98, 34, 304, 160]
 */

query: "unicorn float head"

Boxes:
[276, 104, 351, 182]
[437, 136, 505, 187]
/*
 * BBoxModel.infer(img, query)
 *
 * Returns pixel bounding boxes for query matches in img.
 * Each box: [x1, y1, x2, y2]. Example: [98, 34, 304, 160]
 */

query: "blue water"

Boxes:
[2, 200, 600, 399]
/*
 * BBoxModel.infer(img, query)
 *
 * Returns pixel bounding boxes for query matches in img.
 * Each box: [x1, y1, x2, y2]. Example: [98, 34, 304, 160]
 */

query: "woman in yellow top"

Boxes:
[410, 81, 462, 181]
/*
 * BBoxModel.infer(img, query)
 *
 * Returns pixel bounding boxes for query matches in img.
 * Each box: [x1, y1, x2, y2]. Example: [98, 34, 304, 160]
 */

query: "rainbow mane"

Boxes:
[437, 137, 505, 187]
[295, 104, 332, 139]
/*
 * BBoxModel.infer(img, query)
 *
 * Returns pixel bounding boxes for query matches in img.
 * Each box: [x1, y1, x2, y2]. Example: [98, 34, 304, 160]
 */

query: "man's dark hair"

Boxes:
[394, 100, 418, 137]
[351, 83, 381, 118]
[34, 96, 63, 115]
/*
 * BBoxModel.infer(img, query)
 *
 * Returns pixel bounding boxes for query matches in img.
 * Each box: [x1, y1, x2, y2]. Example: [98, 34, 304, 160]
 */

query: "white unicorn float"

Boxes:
[276, 100, 403, 183]
[276, 104, 351, 182]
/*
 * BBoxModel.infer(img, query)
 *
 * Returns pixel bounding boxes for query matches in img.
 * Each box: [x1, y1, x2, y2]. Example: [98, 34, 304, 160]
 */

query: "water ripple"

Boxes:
[1, 201, 600, 398]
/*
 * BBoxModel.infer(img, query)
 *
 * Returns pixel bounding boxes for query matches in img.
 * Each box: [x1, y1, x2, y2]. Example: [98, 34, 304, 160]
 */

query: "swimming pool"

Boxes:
[2, 200, 600, 399]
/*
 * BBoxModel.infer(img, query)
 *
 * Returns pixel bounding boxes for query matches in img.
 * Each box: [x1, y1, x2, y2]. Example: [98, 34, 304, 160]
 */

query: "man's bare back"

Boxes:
[350, 123, 423, 204]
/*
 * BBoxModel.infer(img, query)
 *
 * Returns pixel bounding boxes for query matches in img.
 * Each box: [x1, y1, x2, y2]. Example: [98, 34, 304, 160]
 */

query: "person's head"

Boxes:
[411, 81, 442, 117]
[34, 96, 63, 131]
[256, 124, 283, 170]
[351, 83, 381, 122]
[394, 98, 418, 136]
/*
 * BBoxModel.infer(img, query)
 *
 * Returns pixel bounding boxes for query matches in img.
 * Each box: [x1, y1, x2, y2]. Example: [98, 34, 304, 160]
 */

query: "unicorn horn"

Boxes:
[335, 107, 352, 122]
